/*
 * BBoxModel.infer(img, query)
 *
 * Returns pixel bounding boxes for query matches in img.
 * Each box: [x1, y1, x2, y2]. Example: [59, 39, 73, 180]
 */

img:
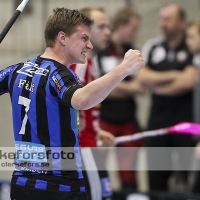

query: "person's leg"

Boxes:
[117, 121, 142, 189]
[145, 135, 172, 191]
[171, 134, 196, 188]
[100, 120, 143, 189]
[81, 147, 112, 200]
[92, 148, 113, 200]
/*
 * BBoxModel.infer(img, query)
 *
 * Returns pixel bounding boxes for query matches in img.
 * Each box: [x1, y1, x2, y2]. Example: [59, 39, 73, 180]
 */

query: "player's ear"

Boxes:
[57, 31, 67, 46]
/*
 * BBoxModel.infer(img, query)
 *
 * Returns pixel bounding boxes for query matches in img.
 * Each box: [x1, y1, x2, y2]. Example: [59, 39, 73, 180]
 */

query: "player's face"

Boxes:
[118, 17, 139, 44]
[159, 6, 184, 38]
[186, 26, 200, 53]
[90, 10, 111, 51]
[66, 24, 93, 64]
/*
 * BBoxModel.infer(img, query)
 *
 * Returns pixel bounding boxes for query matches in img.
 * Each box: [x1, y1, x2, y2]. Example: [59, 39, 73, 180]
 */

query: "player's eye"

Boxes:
[82, 36, 88, 42]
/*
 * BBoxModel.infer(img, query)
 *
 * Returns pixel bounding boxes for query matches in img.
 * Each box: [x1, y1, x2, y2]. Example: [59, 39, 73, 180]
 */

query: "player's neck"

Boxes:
[41, 47, 71, 67]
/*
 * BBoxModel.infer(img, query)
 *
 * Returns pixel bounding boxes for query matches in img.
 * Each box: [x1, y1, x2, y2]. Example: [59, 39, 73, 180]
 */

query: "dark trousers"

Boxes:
[145, 134, 195, 191]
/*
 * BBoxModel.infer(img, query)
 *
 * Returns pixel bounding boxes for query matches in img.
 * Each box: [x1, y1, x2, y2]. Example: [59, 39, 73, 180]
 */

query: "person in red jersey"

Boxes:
[70, 7, 114, 200]
[70, 59, 103, 147]
[70, 8, 114, 148]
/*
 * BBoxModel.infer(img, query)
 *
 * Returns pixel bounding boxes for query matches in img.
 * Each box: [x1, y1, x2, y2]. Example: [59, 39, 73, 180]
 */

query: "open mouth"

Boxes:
[81, 51, 86, 57]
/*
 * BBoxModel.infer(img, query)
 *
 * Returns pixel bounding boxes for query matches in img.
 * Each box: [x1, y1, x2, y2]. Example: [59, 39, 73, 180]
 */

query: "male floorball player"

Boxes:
[0, 8, 144, 200]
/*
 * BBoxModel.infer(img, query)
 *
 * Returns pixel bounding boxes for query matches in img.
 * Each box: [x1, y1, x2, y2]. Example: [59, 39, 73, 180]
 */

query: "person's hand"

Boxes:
[121, 49, 145, 76]
[97, 129, 115, 146]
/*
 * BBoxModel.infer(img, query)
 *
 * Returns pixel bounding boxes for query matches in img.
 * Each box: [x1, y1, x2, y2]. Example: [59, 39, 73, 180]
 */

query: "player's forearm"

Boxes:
[137, 66, 179, 87]
[71, 64, 128, 110]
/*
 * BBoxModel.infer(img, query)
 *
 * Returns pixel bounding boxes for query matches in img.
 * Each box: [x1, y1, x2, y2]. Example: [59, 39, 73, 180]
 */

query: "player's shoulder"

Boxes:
[39, 58, 72, 77]
[1, 62, 24, 75]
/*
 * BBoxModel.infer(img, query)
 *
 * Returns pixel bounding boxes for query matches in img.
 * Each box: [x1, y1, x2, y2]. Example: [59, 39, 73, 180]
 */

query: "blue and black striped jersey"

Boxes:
[0, 56, 83, 179]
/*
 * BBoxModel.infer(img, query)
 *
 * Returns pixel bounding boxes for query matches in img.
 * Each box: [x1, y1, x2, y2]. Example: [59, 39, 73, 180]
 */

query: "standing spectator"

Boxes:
[70, 7, 114, 200]
[97, 8, 145, 190]
[137, 4, 198, 192]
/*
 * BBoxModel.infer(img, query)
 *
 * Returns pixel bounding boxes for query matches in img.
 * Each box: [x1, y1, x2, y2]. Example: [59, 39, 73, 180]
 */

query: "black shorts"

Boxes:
[10, 174, 88, 200]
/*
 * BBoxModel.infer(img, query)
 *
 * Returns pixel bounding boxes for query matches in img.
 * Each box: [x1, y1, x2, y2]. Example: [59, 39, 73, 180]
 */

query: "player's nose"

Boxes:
[87, 41, 93, 50]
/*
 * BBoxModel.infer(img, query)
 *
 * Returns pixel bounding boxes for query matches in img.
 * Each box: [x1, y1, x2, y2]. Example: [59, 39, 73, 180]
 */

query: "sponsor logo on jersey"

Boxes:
[0, 67, 12, 79]
[52, 76, 62, 91]
[15, 141, 47, 162]
[17, 62, 49, 77]
[76, 110, 80, 130]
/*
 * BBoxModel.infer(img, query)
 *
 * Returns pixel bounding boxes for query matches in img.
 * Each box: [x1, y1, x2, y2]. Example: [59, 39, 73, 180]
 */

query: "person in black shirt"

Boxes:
[97, 8, 145, 189]
[137, 4, 198, 192]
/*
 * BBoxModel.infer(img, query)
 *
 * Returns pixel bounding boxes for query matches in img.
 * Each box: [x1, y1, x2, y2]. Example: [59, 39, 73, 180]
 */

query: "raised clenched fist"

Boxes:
[122, 49, 145, 75]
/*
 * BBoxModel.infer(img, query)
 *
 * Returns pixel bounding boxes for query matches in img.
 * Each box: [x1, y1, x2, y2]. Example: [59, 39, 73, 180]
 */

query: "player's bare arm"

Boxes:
[71, 50, 144, 110]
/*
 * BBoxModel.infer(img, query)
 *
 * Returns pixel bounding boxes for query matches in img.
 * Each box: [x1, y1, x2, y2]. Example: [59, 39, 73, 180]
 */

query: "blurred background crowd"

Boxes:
[1, 0, 200, 199]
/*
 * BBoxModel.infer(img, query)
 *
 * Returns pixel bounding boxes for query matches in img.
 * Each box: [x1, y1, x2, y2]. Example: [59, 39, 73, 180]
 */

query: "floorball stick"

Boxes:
[0, 0, 30, 43]
[98, 122, 200, 146]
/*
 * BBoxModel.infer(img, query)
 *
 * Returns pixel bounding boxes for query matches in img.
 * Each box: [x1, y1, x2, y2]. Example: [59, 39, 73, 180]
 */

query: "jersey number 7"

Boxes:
[18, 96, 31, 135]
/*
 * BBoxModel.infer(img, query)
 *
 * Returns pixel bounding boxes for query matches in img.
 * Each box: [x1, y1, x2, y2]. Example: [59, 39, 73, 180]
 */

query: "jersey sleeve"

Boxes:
[50, 67, 83, 107]
[0, 65, 16, 95]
